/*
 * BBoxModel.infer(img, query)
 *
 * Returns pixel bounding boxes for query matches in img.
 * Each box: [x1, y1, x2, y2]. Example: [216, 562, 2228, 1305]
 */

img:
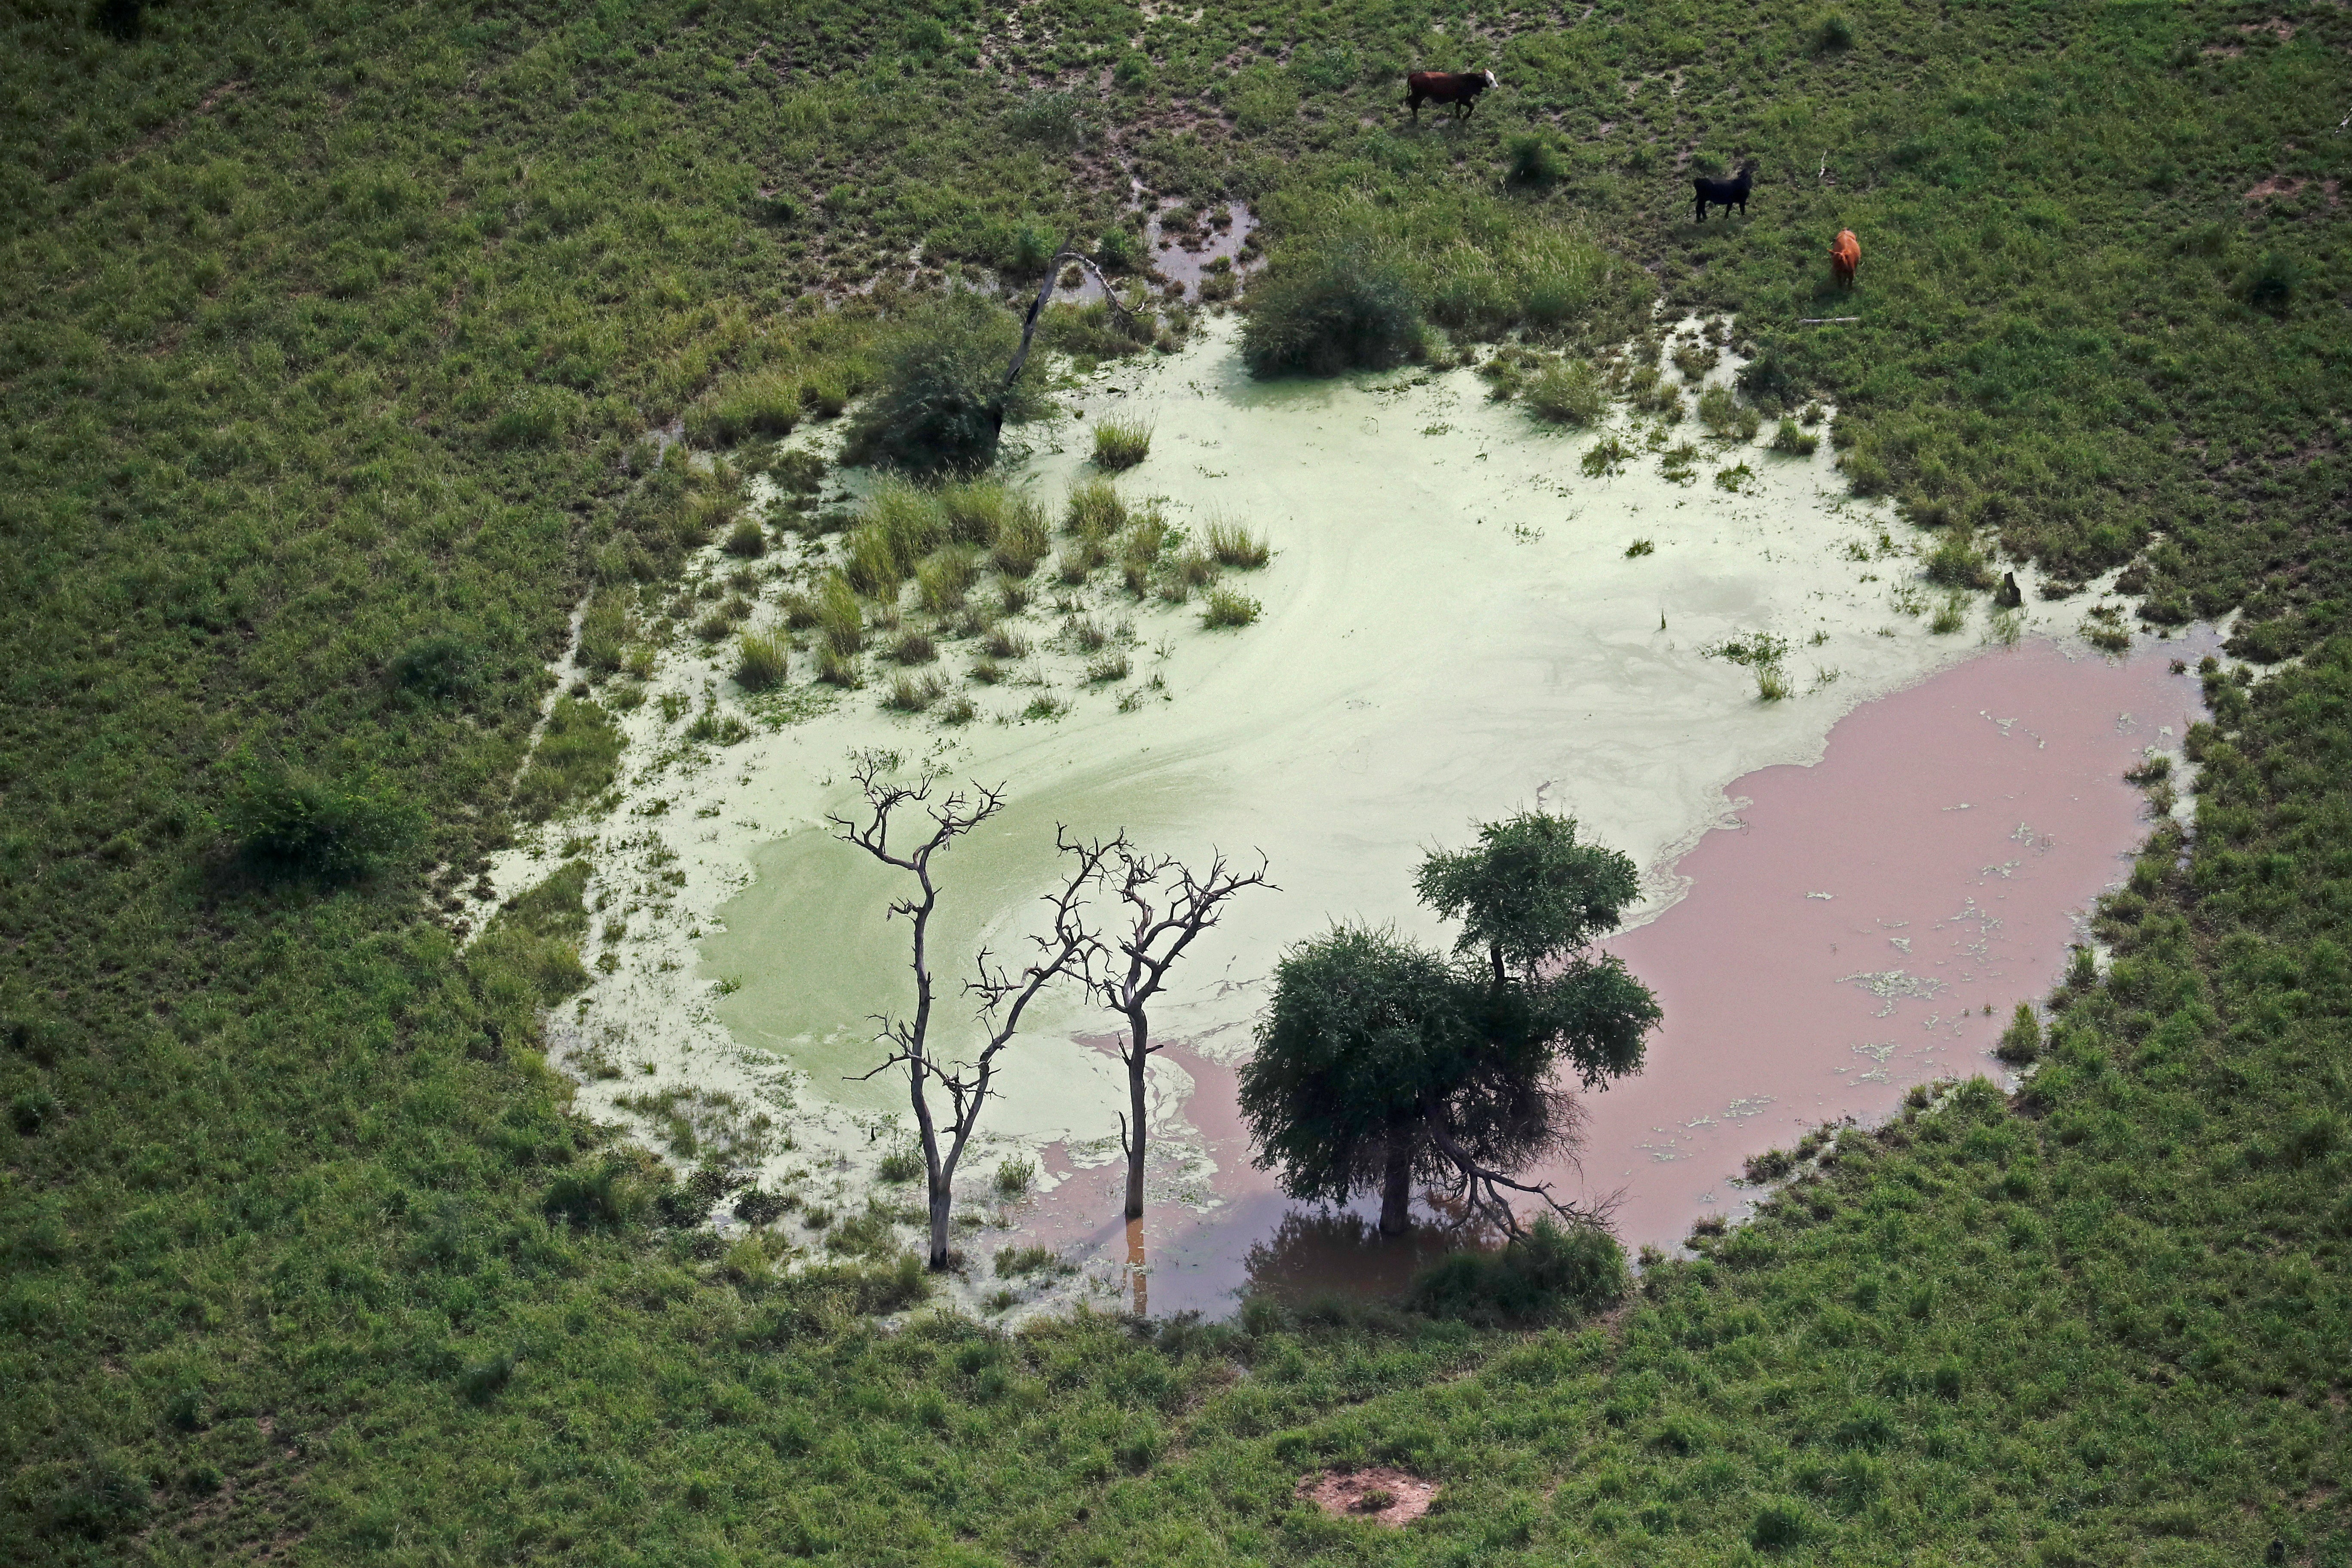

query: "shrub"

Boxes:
[1207, 518, 1270, 568]
[995, 1156, 1036, 1194]
[1504, 132, 1565, 187]
[1996, 1003, 2042, 1065]
[723, 518, 766, 558]
[226, 756, 422, 880]
[1811, 12, 1855, 53]
[1092, 416, 1152, 472]
[843, 293, 1046, 474]
[1769, 418, 1819, 456]
[1525, 358, 1605, 425]
[1241, 242, 1423, 378]
[736, 632, 789, 692]
[1201, 587, 1261, 628]
[1408, 1219, 1627, 1324]
[876, 1148, 923, 1182]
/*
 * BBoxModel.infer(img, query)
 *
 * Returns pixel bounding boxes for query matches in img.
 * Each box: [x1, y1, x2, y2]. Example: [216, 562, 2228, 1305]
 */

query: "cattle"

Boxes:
[1830, 229, 1860, 288]
[1692, 158, 1759, 223]
[1406, 69, 1498, 122]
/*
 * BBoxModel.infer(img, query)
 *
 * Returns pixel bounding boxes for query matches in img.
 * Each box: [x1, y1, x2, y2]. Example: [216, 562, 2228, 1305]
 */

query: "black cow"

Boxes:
[1406, 69, 1498, 122]
[1692, 159, 1759, 223]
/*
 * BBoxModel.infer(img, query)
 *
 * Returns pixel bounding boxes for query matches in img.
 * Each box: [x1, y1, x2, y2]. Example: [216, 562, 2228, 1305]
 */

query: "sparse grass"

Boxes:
[1201, 588, 1262, 629]
[887, 628, 938, 666]
[1092, 416, 1153, 472]
[1930, 593, 1969, 635]
[1580, 435, 1632, 478]
[1086, 651, 1131, 684]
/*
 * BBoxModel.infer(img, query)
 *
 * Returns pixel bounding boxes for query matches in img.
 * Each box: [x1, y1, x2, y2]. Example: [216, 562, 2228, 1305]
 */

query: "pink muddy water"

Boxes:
[1008, 637, 2210, 1317]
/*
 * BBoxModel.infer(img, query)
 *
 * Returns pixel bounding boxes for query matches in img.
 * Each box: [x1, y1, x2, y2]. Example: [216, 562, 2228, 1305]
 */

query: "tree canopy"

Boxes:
[1240, 813, 1660, 1236]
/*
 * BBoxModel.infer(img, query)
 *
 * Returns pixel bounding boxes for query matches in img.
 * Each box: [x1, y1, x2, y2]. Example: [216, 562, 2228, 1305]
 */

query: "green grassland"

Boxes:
[2, 0, 2347, 1562]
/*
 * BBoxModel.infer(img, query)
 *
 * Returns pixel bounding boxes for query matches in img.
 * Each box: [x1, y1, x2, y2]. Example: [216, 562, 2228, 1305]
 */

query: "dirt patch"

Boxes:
[1297, 1467, 1441, 1526]
[2245, 176, 2341, 206]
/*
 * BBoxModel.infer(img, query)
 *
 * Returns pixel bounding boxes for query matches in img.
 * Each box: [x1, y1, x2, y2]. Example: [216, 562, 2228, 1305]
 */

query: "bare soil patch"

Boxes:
[1297, 1467, 1441, 1526]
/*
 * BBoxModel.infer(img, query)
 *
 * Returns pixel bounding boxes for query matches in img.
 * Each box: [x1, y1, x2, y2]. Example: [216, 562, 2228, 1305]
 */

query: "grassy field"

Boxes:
[2, 0, 2347, 1562]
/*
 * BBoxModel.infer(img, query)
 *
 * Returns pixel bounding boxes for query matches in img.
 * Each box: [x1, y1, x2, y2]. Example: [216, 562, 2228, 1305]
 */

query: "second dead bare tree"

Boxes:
[1093, 844, 1273, 1220]
[831, 753, 1110, 1268]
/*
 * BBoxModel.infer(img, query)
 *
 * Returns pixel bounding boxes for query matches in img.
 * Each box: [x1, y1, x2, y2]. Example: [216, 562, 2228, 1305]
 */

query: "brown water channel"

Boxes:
[1005, 634, 2209, 1317]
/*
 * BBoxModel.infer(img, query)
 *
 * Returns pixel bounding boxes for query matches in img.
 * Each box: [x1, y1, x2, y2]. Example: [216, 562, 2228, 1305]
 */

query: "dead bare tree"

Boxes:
[830, 753, 1110, 1268]
[994, 237, 1144, 435]
[1093, 845, 1274, 1220]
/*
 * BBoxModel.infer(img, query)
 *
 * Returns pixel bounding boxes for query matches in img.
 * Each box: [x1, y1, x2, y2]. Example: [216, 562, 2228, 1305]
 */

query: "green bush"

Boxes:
[1923, 534, 1996, 589]
[1812, 12, 1856, 53]
[723, 518, 766, 558]
[1240, 242, 1423, 378]
[842, 293, 1046, 474]
[1408, 1219, 1627, 1324]
[1996, 1002, 2042, 1065]
[1768, 418, 1819, 456]
[225, 757, 422, 881]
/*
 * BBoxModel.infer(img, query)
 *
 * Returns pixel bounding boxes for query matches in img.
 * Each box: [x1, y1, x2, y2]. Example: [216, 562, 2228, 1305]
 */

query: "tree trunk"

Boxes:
[927, 1176, 953, 1271]
[1124, 1013, 1149, 1220]
[1379, 1132, 1415, 1235]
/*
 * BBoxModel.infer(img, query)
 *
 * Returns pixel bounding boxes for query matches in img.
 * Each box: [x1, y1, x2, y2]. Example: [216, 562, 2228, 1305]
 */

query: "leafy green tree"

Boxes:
[1240, 813, 1658, 1236]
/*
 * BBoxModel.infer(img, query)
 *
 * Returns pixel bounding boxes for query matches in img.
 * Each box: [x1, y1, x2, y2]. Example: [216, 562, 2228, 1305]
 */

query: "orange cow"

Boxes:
[1830, 229, 1861, 289]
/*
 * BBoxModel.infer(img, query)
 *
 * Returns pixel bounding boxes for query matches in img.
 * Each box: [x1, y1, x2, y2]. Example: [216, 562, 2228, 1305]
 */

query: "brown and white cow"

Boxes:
[1405, 69, 1498, 122]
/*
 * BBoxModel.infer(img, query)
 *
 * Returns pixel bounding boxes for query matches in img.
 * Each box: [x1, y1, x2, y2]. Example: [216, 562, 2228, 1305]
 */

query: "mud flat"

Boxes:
[488, 315, 2167, 1316]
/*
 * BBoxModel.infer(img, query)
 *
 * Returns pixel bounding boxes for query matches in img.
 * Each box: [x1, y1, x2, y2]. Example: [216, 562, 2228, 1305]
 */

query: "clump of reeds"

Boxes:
[1092, 416, 1153, 472]
[1201, 587, 1260, 629]
[735, 631, 788, 691]
[1206, 516, 1270, 568]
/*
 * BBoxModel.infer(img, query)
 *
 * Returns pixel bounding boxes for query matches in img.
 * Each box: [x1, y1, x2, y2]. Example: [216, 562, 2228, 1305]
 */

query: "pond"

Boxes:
[496, 317, 2202, 1318]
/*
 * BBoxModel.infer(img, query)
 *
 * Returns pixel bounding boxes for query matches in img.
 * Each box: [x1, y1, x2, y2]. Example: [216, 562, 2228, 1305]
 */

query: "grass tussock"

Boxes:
[1091, 416, 1153, 472]
[1207, 518, 1270, 570]
[734, 631, 788, 692]
[1064, 477, 1127, 540]
[1201, 587, 1261, 629]
[1524, 358, 1605, 426]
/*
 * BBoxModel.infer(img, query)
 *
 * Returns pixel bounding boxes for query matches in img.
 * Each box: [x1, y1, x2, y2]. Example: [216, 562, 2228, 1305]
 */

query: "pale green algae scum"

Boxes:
[488, 316, 2092, 1298]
